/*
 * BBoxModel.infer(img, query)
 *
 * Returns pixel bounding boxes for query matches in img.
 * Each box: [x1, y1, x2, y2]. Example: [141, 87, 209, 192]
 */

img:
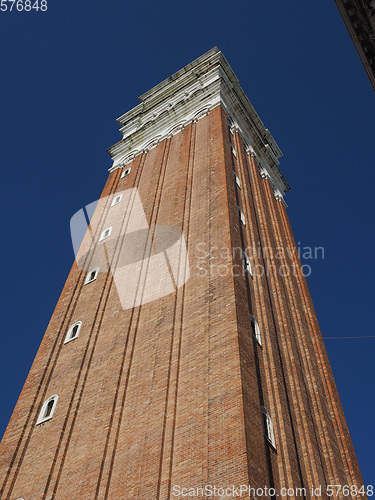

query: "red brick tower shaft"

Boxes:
[0, 48, 365, 500]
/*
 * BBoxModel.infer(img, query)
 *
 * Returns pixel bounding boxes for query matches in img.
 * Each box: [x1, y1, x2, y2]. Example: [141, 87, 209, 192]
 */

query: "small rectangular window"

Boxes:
[262, 408, 276, 449]
[64, 321, 82, 344]
[251, 316, 262, 346]
[243, 252, 252, 277]
[85, 268, 99, 285]
[237, 206, 246, 225]
[99, 227, 112, 241]
[233, 171, 241, 188]
[111, 194, 122, 206]
[121, 167, 131, 178]
[36, 395, 59, 425]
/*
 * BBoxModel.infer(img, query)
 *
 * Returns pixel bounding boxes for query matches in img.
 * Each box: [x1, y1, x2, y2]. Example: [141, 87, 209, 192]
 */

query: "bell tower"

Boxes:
[0, 47, 365, 500]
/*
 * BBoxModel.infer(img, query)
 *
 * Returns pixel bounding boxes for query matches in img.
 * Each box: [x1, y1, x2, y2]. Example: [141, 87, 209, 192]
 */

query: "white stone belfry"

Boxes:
[107, 47, 290, 199]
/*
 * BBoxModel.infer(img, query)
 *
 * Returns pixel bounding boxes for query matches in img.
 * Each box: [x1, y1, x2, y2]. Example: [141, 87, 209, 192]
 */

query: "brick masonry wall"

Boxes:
[0, 105, 365, 500]
[228, 124, 365, 499]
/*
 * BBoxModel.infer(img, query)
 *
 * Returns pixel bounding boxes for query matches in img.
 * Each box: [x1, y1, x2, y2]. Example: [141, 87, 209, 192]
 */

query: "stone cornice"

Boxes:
[107, 47, 290, 196]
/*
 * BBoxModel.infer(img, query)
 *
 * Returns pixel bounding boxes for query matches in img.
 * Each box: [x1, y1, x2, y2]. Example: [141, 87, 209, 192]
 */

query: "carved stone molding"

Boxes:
[108, 47, 290, 196]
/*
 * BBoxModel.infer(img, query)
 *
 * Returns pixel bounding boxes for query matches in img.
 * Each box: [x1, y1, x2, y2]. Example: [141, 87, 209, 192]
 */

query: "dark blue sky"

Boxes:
[1, 0, 374, 486]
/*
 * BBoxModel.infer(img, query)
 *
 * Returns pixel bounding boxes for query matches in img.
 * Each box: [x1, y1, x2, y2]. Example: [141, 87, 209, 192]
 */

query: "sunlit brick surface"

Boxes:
[0, 105, 364, 500]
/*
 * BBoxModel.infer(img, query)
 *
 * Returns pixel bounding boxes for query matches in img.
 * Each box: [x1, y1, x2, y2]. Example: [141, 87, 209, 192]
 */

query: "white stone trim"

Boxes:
[261, 406, 276, 449]
[85, 267, 99, 285]
[250, 315, 262, 345]
[119, 153, 136, 166]
[107, 48, 289, 197]
[120, 167, 131, 179]
[167, 122, 186, 137]
[248, 151, 288, 207]
[64, 321, 82, 344]
[243, 251, 252, 277]
[36, 395, 59, 425]
[111, 193, 123, 206]
[233, 171, 241, 188]
[237, 206, 246, 225]
[99, 227, 112, 241]
[143, 137, 162, 152]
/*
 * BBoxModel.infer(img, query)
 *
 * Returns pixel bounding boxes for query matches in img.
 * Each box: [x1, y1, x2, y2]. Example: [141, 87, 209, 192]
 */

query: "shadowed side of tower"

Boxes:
[0, 47, 365, 500]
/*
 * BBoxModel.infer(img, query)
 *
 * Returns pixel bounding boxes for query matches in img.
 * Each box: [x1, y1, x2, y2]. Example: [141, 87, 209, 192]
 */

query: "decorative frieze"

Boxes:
[107, 47, 290, 196]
